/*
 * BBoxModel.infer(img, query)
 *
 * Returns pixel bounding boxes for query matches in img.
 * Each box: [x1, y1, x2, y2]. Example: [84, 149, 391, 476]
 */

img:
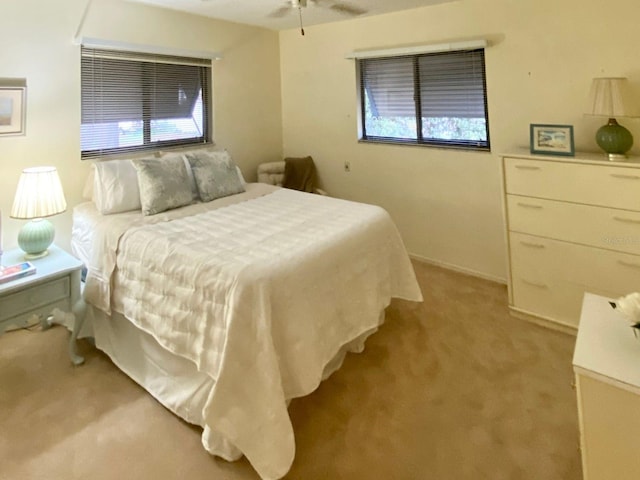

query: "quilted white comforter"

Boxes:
[83, 184, 422, 480]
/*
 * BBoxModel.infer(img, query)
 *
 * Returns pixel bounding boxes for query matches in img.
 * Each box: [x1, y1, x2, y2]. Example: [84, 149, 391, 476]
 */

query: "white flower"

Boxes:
[616, 292, 640, 325]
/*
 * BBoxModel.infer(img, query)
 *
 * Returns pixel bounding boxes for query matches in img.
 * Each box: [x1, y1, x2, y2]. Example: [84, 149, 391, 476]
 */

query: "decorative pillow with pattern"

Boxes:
[132, 156, 193, 215]
[185, 150, 245, 202]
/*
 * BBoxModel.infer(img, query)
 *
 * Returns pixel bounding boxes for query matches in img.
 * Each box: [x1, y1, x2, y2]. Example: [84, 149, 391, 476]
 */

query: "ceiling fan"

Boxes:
[269, 0, 367, 35]
[269, 0, 366, 18]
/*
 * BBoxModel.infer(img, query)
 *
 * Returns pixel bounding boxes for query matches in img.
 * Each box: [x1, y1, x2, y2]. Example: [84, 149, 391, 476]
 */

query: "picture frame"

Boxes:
[0, 80, 26, 136]
[530, 124, 574, 156]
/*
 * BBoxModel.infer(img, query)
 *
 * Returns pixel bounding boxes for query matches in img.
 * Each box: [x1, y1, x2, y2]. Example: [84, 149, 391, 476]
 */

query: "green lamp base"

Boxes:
[18, 218, 55, 259]
[596, 118, 633, 161]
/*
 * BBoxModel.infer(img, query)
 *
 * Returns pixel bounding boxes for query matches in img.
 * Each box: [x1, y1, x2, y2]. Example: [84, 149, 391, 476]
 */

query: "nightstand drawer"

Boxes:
[504, 157, 640, 210]
[0, 276, 70, 322]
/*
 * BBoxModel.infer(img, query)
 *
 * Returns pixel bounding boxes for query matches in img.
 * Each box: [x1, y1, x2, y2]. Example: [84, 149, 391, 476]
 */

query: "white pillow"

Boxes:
[82, 164, 95, 200]
[93, 159, 143, 214]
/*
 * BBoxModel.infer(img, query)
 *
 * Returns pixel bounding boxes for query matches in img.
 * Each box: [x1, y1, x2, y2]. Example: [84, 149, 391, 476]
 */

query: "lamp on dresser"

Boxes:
[586, 77, 636, 161]
[10, 166, 67, 259]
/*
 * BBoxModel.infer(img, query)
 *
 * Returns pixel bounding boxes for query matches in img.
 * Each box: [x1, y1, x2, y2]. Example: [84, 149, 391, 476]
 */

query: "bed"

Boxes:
[72, 150, 422, 480]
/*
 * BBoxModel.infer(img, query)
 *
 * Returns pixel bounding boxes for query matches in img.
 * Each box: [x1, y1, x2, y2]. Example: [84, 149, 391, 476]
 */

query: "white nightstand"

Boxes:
[573, 292, 640, 480]
[0, 245, 86, 365]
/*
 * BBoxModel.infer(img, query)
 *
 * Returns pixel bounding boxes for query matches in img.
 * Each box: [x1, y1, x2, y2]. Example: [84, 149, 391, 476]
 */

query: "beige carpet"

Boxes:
[0, 261, 582, 480]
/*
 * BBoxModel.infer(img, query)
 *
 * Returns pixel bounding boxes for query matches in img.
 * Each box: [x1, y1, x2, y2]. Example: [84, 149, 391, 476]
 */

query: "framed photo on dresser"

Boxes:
[530, 124, 575, 156]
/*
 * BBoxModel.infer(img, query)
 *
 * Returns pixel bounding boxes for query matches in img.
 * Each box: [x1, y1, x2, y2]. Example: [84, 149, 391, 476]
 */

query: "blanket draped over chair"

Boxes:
[282, 156, 317, 193]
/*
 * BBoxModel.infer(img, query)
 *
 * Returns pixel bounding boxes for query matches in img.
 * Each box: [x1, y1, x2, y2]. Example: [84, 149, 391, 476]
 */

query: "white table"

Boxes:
[573, 292, 640, 480]
[0, 245, 86, 365]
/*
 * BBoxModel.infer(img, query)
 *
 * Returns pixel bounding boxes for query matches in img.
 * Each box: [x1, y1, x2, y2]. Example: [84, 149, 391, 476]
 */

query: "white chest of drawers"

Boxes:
[502, 150, 640, 330]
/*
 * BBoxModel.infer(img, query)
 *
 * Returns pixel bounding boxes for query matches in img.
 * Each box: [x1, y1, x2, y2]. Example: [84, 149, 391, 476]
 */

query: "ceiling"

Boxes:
[125, 0, 457, 31]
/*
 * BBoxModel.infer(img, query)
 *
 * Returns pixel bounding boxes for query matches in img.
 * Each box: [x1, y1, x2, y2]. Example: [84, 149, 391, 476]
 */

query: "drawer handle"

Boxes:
[618, 260, 640, 270]
[610, 173, 640, 180]
[517, 202, 543, 210]
[522, 279, 548, 289]
[613, 216, 640, 225]
[519, 241, 546, 249]
[514, 165, 541, 171]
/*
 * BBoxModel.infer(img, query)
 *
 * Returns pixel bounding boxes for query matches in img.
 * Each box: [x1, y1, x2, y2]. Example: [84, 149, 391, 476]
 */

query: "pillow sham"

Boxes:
[185, 150, 245, 202]
[93, 159, 143, 214]
[83, 164, 95, 201]
[132, 156, 193, 215]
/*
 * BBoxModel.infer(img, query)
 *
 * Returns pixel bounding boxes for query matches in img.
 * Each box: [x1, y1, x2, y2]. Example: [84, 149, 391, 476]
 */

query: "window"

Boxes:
[358, 49, 490, 150]
[81, 47, 211, 159]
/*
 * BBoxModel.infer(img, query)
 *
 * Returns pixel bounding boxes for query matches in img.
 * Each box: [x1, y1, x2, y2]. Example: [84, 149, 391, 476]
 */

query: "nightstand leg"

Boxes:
[69, 298, 87, 366]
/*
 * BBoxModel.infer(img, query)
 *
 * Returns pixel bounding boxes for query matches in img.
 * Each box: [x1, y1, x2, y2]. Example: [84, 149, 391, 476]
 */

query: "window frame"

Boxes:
[80, 47, 212, 160]
[357, 48, 491, 151]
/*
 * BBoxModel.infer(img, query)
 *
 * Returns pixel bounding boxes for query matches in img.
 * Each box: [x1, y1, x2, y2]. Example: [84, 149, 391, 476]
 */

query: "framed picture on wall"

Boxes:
[0, 80, 27, 136]
[530, 124, 574, 156]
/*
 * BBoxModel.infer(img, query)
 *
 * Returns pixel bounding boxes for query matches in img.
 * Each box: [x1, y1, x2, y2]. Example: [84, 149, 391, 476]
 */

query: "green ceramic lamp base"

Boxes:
[596, 118, 633, 161]
[18, 218, 55, 259]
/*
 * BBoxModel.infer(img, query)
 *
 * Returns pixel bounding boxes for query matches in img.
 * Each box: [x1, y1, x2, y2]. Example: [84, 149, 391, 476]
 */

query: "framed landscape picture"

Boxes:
[0, 83, 26, 136]
[530, 124, 574, 156]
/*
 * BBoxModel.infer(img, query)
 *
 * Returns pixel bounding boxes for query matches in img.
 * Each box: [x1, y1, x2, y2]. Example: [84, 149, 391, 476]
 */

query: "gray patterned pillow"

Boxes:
[185, 150, 245, 202]
[132, 156, 193, 215]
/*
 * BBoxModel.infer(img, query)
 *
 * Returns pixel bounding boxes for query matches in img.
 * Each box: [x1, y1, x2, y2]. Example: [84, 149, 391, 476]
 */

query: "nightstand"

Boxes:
[573, 293, 640, 479]
[0, 245, 86, 365]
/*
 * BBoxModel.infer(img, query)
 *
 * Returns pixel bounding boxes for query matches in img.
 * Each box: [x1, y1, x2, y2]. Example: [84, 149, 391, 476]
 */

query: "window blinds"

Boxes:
[359, 48, 489, 149]
[81, 47, 211, 159]
[418, 50, 487, 119]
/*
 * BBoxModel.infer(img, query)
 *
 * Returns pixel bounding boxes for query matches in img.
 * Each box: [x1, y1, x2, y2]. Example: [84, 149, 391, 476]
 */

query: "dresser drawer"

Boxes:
[507, 195, 640, 255]
[504, 157, 640, 210]
[510, 232, 640, 327]
[0, 276, 70, 322]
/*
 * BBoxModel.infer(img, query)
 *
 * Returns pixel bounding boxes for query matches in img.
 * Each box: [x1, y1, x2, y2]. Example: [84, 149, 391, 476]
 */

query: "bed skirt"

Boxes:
[84, 304, 382, 463]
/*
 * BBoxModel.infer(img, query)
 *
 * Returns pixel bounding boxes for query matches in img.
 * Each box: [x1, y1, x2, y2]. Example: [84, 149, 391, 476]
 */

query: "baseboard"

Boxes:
[508, 307, 577, 336]
[409, 253, 507, 285]
[408, 254, 579, 336]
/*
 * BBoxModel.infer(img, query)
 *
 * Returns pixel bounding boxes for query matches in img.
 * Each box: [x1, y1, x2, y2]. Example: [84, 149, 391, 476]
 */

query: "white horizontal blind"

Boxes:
[81, 47, 211, 159]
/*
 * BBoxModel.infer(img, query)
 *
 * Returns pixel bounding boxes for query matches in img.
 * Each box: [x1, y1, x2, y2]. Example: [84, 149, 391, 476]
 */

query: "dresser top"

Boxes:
[503, 148, 640, 168]
[574, 293, 640, 393]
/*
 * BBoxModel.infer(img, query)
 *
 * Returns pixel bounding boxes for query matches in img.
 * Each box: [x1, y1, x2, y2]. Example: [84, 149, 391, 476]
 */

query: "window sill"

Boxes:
[358, 138, 491, 153]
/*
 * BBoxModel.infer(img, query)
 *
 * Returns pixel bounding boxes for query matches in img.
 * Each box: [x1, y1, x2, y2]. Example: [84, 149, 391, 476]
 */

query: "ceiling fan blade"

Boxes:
[330, 2, 367, 16]
[268, 5, 293, 18]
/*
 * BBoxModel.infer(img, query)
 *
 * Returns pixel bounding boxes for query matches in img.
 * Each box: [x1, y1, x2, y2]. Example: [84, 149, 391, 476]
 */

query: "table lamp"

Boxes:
[10, 166, 67, 259]
[585, 77, 635, 161]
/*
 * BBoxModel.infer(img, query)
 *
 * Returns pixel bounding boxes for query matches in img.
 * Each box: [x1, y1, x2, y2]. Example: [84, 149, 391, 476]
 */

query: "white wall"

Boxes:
[0, 0, 283, 252]
[279, 0, 640, 282]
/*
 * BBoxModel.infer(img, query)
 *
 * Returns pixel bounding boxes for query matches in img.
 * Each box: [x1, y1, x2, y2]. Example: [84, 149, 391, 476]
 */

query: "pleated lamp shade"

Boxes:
[10, 166, 66, 259]
[586, 77, 633, 117]
[11, 166, 67, 219]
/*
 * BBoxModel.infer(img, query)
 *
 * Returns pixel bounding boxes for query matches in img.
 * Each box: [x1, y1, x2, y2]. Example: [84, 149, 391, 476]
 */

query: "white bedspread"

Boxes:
[83, 185, 422, 480]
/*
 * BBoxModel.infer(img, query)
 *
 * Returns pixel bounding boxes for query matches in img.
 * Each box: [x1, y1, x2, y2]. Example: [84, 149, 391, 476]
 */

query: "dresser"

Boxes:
[574, 293, 640, 480]
[502, 150, 640, 330]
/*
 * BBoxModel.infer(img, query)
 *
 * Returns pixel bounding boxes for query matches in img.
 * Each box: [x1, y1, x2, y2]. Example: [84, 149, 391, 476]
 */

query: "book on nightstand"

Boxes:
[0, 262, 36, 284]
